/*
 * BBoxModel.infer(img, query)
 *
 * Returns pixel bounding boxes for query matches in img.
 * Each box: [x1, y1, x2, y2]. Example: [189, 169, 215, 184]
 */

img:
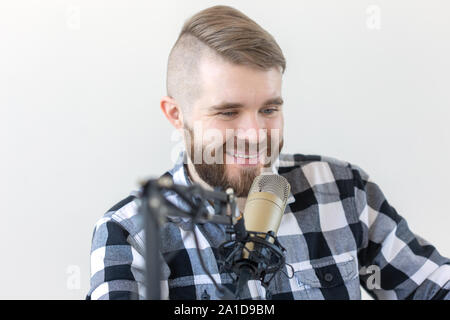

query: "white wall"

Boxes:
[1, 0, 449, 299]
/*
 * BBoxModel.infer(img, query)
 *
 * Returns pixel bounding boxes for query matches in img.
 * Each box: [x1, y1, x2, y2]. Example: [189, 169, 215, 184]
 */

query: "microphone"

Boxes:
[229, 173, 291, 298]
[243, 172, 291, 255]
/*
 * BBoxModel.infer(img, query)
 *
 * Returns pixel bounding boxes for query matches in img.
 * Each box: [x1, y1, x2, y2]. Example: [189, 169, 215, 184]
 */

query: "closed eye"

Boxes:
[260, 107, 279, 115]
[219, 111, 238, 117]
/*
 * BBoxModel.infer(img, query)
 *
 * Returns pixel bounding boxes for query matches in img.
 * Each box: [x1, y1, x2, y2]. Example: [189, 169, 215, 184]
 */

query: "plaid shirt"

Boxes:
[86, 152, 450, 300]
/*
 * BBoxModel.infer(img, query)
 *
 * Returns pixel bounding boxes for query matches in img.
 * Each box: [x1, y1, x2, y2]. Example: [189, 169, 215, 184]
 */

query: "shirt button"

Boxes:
[201, 290, 210, 300]
[324, 273, 334, 282]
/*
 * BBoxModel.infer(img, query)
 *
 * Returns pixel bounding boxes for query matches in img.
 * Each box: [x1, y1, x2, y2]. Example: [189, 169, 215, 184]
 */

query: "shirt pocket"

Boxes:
[168, 274, 235, 300]
[292, 254, 358, 293]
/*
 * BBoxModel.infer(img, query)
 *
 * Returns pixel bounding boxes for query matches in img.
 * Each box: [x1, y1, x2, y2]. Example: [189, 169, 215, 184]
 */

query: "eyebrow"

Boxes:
[209, 97, 284, 111]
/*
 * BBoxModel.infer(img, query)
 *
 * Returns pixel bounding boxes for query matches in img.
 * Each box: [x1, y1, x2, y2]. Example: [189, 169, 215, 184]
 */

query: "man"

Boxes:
[87, 5, 450, 300]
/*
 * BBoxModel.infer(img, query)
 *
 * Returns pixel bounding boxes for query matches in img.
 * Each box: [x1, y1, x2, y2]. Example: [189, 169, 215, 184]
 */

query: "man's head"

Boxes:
[161, 5, 286, 196]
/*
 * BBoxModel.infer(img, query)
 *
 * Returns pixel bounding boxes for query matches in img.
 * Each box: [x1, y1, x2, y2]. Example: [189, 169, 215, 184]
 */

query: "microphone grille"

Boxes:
[249, 173, 291, 203]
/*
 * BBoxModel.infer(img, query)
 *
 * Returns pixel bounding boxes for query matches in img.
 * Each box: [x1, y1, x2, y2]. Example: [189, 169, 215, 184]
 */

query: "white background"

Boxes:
[1, 0, 449, 299]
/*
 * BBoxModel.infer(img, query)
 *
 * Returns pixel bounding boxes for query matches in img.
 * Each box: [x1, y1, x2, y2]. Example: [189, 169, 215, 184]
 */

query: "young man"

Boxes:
[86, 5, 450, 300]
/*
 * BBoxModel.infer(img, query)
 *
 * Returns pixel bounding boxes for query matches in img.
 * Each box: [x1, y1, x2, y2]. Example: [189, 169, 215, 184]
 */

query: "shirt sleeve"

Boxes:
[86, 216, 170, 300]
[351, 164, 450, 300]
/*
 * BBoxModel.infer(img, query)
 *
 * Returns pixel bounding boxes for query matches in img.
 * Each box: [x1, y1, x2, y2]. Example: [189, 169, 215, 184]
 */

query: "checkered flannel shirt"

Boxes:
[86, 152, 450, 300]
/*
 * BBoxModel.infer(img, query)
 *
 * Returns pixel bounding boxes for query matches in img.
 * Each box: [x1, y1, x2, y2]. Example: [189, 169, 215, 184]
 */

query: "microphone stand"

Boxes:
[140, 181, 162, 300]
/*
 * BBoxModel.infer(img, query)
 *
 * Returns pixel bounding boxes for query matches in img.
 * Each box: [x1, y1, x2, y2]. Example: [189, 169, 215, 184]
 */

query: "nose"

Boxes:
[235, 112, 264, 143]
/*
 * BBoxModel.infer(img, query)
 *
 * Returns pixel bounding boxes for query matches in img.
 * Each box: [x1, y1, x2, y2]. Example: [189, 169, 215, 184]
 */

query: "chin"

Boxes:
[226, 163, 260, 177]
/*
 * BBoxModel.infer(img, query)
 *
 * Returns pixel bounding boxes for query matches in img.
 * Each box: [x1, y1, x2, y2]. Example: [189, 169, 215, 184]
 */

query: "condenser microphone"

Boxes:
[243, 173, 291, 247]
[234, 172, 291, 298]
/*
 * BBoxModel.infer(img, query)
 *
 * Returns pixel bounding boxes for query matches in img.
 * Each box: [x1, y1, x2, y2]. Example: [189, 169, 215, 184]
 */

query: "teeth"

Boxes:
[226, 151, 258, 159]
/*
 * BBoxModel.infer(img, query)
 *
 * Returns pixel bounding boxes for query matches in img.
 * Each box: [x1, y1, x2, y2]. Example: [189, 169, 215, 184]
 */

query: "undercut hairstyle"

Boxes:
[166, 5, 286, 112]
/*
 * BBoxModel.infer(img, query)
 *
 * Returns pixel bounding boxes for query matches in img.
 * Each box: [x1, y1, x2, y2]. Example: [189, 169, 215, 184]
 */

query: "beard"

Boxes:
[184, 126, 284, 197]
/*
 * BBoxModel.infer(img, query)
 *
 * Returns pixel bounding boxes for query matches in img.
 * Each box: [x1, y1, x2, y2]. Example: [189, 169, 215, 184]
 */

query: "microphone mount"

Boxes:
[218, 224, 287, 299]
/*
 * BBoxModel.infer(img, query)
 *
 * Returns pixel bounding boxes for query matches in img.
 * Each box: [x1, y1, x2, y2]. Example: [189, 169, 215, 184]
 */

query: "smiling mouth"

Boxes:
[225, 151, 258, 159]
[225, 149, 268, 161]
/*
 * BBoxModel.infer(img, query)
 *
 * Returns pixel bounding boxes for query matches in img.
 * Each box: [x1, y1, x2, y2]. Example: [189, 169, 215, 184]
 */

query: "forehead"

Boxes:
[196, 55, 282, 107]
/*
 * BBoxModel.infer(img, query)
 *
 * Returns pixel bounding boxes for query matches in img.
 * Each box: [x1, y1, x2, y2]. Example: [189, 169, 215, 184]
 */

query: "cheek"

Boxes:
[207, 118, 231, 132]
[264, 115, 284, 136]
[203, 120, 232, 142]
[271, 113, 284, 127]
[197, 123, 228, 155]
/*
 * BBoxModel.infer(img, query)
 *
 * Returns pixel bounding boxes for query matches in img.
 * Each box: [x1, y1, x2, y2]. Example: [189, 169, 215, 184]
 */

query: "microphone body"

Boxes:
[243, 190, 285, 256]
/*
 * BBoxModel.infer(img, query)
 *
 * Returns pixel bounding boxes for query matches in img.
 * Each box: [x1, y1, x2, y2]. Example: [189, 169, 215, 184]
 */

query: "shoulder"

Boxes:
[92, 171, 175, 249]
[278, 153, 370, 188]
[90, 191, 143, 252]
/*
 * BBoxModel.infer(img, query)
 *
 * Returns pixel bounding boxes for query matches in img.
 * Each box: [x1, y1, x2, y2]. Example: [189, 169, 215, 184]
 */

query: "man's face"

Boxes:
[183, 56, 284, 196]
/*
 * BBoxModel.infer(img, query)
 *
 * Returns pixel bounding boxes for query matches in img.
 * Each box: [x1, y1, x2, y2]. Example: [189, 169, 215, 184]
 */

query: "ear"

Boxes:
[160, 96, 184, 129]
